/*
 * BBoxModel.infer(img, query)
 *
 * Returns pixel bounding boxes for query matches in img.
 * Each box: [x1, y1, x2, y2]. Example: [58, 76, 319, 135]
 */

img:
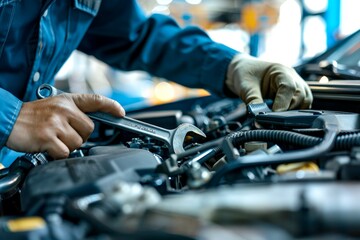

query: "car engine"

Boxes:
[0, 90, 359, 240]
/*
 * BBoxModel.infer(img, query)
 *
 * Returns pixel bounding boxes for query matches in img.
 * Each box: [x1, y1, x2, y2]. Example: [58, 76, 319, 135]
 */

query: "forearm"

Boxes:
[78, 0, 238, 96]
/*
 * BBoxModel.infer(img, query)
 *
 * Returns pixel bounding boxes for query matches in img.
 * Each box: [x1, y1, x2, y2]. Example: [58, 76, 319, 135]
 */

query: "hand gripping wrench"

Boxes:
[36, 84, 206, 154]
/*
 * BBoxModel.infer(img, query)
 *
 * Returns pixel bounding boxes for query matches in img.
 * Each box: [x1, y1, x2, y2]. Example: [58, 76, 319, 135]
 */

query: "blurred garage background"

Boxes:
[55, 0, 360, 111]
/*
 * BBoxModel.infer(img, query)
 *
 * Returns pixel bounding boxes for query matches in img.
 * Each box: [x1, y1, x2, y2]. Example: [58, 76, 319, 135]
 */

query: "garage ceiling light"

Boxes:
[185, 0, 202, 5]
[156, 0, 173, 5]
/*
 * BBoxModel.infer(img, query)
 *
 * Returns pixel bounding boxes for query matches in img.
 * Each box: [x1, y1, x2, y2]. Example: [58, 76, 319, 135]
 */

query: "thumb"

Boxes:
[71, 94, 126, 117]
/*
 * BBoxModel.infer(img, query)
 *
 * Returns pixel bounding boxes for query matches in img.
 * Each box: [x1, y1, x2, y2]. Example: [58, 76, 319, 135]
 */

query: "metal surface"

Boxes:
[36, 84, 206, 154]
[88, 112, 206, 154]
[0, 170, 23, 194]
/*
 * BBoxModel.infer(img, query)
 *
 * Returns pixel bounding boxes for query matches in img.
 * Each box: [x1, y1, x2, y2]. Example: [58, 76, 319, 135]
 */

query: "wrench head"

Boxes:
[171, 123, 206, 154]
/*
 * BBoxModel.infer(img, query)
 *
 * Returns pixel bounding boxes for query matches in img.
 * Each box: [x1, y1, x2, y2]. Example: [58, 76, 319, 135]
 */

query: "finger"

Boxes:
[245, 87, 264, 105]
[272, 80, 297, 112]
[289, 87, 305, 110]
[71, 94, 125, 117]
[238, 77, 264, 105]
[263, 65, 297, 111]
[48, 94, 95, 142]
[57, 123, 84, 152]
[67, 111, 95, 142]
[45, 138, 70, 160]
[300, 83, 313, 109]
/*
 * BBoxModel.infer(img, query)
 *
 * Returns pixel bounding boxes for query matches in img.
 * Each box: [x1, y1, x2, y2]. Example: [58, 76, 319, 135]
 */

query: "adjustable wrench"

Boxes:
[36, 84, 206, 154]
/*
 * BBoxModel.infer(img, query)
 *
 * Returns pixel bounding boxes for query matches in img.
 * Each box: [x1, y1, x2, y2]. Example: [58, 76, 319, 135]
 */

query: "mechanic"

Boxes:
[0, 0, 312, 164]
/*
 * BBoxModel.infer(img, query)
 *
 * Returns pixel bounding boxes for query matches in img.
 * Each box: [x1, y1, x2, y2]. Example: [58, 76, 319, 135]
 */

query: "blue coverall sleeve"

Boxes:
[0, 88, 23, 148]
[77, 0, 238, 96]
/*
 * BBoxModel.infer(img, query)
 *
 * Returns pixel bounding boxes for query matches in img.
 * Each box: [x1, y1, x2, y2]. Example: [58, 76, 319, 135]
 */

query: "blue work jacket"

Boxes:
[0, 0, 237, 165]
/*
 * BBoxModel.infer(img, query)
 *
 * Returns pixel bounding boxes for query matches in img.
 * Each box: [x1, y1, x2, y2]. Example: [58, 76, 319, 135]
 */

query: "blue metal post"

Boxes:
[249, 33, 260, 57]
[325, 0, 341, 48]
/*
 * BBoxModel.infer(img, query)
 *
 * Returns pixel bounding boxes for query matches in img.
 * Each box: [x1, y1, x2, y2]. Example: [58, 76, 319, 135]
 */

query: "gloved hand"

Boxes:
[226, 54, 313, 111]
[6, 93, 125, 159]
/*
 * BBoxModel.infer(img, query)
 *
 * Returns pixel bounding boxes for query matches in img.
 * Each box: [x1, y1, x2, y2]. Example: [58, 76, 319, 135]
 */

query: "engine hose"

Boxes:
[228, 130, 320, 148]
[227, 130, 360, 150]
[335, 132, 360, 150]
[176, 130, 360, 163]
[206, 116, 340, 188]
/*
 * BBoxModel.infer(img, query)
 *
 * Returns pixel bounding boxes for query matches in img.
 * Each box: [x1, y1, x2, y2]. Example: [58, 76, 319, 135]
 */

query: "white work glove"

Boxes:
[226, 54, 313, 111]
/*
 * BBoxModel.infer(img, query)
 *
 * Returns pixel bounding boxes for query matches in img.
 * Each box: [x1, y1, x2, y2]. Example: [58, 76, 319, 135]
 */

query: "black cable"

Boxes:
[173, 119, 359, 183]
[177, 130, 360, 161]
[176, 137, 225, 160]
[207, 116, 341, 188]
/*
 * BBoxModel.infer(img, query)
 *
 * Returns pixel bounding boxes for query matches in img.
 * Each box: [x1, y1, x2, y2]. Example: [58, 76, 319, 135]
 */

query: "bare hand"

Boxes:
[6, 93, 125, 159]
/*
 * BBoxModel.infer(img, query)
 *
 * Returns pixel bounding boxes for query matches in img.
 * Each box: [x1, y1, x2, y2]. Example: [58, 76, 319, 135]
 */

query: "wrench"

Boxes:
[36, 84, 206, 154]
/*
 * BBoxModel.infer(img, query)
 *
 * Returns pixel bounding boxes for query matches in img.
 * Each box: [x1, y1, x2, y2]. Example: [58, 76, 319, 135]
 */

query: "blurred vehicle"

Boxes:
[1, 29, 360, 240]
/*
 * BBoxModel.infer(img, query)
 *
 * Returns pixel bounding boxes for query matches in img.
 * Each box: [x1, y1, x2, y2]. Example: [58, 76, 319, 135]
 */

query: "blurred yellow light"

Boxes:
[319, 76, 329, 83]
[154, 82, 175, 103]
[242, 4, 258, 33]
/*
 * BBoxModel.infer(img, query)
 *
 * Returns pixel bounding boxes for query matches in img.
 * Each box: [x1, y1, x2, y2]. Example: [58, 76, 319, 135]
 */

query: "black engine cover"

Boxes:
[20, 147, 159, 211]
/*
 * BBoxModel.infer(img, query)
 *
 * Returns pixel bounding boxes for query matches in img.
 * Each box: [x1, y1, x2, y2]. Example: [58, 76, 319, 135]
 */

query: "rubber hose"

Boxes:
[227, 130, 360, 150]
[335, 132, 360, 150]
[228, 130, 320, 147]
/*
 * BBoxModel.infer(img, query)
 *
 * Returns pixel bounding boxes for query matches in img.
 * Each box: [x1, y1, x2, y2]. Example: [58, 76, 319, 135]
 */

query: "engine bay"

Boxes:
[1, 93, 360, 240]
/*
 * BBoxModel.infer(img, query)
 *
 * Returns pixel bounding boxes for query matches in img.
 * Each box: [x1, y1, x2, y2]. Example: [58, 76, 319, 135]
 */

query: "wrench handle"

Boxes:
[37, 84, 173, 143]
[88, 112, 172, 142]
